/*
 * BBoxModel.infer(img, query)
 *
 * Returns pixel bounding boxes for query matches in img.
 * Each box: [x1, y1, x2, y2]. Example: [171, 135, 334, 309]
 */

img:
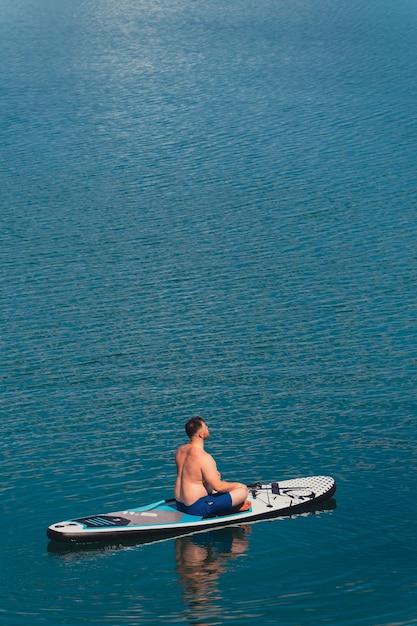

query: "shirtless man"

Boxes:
[175, 417, 249, 517]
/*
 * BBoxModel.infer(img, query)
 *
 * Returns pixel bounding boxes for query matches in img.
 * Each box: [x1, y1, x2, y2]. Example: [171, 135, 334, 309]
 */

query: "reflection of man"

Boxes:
[175, 417, 249, 517]
[175, 527, 251, 624]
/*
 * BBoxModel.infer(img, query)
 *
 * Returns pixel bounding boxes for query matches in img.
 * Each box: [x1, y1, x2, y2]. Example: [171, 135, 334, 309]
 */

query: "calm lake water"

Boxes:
[1, 0, 417, 624]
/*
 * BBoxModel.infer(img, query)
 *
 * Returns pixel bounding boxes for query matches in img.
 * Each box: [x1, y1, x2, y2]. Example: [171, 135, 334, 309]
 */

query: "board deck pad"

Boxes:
[47, 475, 336, 543]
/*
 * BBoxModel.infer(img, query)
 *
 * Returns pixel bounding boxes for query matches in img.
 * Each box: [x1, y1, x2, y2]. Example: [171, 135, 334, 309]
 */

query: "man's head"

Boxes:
[185, 416, 209, 440]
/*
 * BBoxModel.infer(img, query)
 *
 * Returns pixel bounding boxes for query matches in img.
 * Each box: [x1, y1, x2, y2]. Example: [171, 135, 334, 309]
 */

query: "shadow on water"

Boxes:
[46, 499, 336, 560]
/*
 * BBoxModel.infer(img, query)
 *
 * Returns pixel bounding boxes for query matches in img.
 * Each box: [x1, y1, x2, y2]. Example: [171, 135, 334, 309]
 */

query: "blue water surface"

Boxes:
[1, 0, 417, 624]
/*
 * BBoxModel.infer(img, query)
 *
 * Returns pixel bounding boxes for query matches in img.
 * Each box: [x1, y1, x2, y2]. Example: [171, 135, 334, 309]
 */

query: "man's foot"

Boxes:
[238, 501, 252, 512]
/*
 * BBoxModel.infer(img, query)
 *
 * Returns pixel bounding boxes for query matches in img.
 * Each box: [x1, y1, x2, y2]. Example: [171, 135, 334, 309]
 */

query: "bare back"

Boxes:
[174, 443, 213, 505]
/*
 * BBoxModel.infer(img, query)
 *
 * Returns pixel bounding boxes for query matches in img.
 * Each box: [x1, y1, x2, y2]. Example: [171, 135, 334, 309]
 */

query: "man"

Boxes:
[175, 417, 249, 517]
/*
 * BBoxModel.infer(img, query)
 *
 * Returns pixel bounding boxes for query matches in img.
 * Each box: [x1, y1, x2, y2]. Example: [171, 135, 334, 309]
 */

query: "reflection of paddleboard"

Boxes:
[47, 475, 336, 544]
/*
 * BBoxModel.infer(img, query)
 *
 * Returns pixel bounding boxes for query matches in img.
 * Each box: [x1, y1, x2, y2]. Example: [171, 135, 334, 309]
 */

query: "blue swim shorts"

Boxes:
[176, 492, 233, 518]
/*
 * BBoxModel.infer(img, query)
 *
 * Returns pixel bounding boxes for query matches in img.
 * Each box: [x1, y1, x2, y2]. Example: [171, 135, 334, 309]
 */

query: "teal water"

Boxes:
[1, 0, 416, 623]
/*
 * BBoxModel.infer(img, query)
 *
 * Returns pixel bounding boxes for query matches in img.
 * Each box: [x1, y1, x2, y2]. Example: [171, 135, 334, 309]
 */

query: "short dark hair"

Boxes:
[185, 416, 205, 438]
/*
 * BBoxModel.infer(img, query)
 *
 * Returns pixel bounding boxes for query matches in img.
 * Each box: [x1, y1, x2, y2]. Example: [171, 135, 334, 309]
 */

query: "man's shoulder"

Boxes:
[199, 449, 215, 464]
[176, 443, 203, 456]
[175, 443, 190, 457]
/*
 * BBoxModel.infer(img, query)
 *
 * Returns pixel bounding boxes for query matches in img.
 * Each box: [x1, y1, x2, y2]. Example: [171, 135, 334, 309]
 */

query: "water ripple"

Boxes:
[2, 0, 417, 624]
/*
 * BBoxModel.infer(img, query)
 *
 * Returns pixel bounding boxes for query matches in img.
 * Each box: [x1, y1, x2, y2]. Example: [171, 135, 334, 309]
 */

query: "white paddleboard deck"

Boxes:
[47, 475, 336, 543]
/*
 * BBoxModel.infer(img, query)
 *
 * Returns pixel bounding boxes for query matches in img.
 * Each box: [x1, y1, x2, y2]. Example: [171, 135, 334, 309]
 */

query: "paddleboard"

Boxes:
[47, 475, 336, 543]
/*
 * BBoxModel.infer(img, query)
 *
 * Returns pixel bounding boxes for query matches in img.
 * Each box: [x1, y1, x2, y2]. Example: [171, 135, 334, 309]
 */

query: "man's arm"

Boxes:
[201, 453, 245, 494]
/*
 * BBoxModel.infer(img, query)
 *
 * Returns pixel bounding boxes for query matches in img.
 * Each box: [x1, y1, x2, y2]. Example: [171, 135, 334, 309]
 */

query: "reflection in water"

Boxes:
[175, 526, 251, 625]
